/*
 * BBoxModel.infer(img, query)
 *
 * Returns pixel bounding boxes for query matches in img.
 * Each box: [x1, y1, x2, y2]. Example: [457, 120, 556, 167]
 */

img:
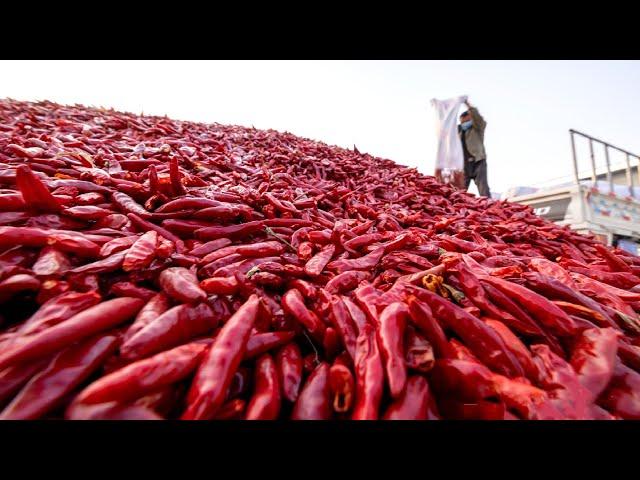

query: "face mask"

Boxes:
[460, 120, 472, 131]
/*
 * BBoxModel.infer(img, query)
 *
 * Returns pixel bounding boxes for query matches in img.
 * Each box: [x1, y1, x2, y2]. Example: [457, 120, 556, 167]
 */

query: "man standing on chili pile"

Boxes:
[458, 99, 490, 197]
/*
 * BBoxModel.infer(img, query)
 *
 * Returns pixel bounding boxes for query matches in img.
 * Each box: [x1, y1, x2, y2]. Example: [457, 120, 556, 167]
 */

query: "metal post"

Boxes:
[570, 131, 580, 186]
[604, 144, 613, 192]
[589, 139, 597, 183]
[624, 153, 634, 197]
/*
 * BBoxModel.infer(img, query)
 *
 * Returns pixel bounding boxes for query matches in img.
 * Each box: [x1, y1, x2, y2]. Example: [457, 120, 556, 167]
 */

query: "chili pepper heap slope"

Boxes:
[0, 98, 639, 420]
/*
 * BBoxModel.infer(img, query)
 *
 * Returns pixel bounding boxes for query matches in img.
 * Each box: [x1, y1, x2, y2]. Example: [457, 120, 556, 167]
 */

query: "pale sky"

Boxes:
[1, 60, 639, 195]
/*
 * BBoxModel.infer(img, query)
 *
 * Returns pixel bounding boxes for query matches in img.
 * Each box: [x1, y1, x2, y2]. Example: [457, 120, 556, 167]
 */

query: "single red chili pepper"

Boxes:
[100, 235, 140, 258]
[304, 243, 335, 277]
[327, 246, 385, 274]
[276, 342, 303, 403]
[109, 281, 156, 301]
[281, 288, 326, 341]
[36, 279, 71, 305]
[120, 301, 222, 360]
[569, 327, 620, 402]
[69, 251, 125, 275]
[377, 302, 408, 398]
[287, 278, 317, 299]
[73, 341, 209, 406]
[341, 296, 369, 333]
[291, 361, 331, 420]
[528, 257, 578, 289]
[122, 231, 157, 272]
[122, 293, 171, 344]
[328, 362, 355, 414]
[594, 243, 633, 273]
[0, 334, 118, 420]
[352, 323, 384, 420]
[200, 276, 239, 295]
[246, 353, 281, 420]
[181, 295, 261, 420]
[189, 238, 232, 257]
[567, 266, 640, 290]
[159, 267, 207, 304]
[112, 191, 151, 218]
[571, 271, 640, 303]
[382, 375, 438, 420]
[15, 164, 62, 213]
[404, 325, 435, 373]
[326, 295, 358, 361]
[244, 331, 296, 359]
[199, 245, 241, 265]
[0, 297, 144, 371]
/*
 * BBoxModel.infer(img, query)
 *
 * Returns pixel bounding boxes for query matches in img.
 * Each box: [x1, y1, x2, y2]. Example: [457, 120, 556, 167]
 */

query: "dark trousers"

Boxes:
[464, 159, 491, 197]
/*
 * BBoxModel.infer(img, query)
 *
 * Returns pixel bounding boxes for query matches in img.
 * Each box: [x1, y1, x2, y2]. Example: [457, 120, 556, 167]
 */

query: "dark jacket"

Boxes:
[458, 106, 487, 162]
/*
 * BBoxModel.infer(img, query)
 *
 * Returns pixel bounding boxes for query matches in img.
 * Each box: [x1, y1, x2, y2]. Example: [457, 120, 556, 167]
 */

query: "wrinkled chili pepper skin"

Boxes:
[159, 267, 207, 304]
[246, 353, 281, 420]
[352, 324, 384, 420]
[0, 334, 118, 420]
[244, 331, 296, 360]
[0, 297, 144, 370]
[182, 295, 261, 420]
[66, 402, 163, 420]
[122, 231, 158, 272]
[305, 244, 335, 277]
[377, 302, 408, 398]
[383, 375, 436, 420]
[327, 295, 358, 361]
[532, 344, 593, 419]
[569, 328, 620, 401]
[291, 362, 332, 420]
[276, 342, 303, 403]
[485, 319, 539, 382]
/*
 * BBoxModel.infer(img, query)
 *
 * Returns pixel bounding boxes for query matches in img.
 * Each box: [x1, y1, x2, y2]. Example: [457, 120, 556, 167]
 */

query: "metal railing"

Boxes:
[570, 129, 640, 197]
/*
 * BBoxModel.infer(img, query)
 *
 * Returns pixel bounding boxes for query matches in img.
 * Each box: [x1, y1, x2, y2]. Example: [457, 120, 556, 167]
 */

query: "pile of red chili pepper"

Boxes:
[1, 98, 640, 420]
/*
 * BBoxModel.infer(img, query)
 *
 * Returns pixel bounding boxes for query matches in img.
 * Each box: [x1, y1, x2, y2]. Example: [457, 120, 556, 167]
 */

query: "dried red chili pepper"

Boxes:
[281, 288, 326, 341]
[159, 267, 206, 304]
[276, 342, 303, 403]
[246, 353, 281, 420]
[377, 302, 408, 398]
[291, 362, 331, 420]
[73, 341, 209, 406]
[181, 295, 261, 420]
[352, 323, 384, 420]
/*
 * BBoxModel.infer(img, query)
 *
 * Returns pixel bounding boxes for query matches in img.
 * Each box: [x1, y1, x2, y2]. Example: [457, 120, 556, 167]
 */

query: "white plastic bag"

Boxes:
[431, 95, 467, 188]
